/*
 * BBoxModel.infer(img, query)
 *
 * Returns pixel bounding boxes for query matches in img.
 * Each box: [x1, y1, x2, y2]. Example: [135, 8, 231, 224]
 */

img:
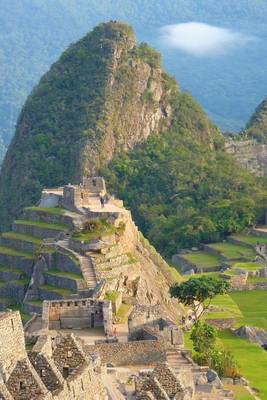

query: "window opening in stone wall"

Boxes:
[63, 367, 69, 379]
[92, 179, 96, 186]
[67, 302, 70, 306]
[19, 381, 26, 390]
[81, 192, 84, 199]
[75, 301, 78, 306]
[82, 301, 86, 305]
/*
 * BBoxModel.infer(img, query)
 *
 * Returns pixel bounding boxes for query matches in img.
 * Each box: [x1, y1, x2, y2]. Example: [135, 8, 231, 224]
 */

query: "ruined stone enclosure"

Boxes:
[0, 310, 106, 400]
[42, 298, 112, 333]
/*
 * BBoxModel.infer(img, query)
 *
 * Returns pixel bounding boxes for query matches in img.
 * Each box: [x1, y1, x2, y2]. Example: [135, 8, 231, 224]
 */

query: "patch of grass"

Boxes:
[208, 243, 255, 260]
[231, 233, 267, 246]
[9, 304, 31, 321]
[15, 219, 67, 230]
[1, 232, 42, 245]
[219, 330, 267, 400]
[183, 251, 221, 268]
[40, 284, 74, 296]
[0, 296, 15, 305]
[105, 291, 119, 303]
[25, 299, 43, 306]
[232, 262, 262, 271]
[0, 264, 21, 273]
[224, 384, 255, 400]
[25, 206, 65, 215]
[0, 245, 34, 259]
[72, 219, 116, 243]
[204, 294, 243, 321]
[126, 252, 137, 264]
[247, 276, 267, 283]
[230, 290, 267, 329]
[116, 303, 131, 323]
[47, 269, 82, 280]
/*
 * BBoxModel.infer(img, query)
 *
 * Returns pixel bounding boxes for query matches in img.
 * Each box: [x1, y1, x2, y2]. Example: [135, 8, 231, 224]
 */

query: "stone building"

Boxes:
[40, 177, 106, 210]
[128, 304, 183, 346]
[42, 298, 112, 333]
[0, 311, 106, 400]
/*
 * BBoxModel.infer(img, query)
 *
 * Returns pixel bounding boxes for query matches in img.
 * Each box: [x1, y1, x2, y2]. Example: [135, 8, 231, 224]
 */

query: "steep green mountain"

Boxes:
[1, 0, 267, 156]
[103, 123, 267, 257]
[245, 98, 267, 142]
[1, 21, 265, 256]
[1, 21, 220, 229]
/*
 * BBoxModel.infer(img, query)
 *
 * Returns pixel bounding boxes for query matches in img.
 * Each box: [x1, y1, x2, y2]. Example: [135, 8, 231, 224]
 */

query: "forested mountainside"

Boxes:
[245, 98, 267, 143]
[1, 21, 221, 229]
[103, 120, 267, 257]
[1, 22, 266, 256]
[1, 0, 267, 166]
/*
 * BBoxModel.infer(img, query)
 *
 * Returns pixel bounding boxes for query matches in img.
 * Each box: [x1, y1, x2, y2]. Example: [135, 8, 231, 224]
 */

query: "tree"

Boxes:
[190, 321, 217, 354]
[170, 276, 230, 321]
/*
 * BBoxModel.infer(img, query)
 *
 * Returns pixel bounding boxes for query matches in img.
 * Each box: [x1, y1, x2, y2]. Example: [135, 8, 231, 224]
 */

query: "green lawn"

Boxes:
[15, 219, 67, 230]
[230, 291, 267, 329]
[204, 294, 243, 321]
[183, 251, 221, 268]
[116, 303, 132, 323]
[232, 262, 262, 272]
[219, 330, 267, 400]
[231, 233, 267, 246]
[208, 243, 255, 260]
[0, 245, 34, 259]
[47, 269, 82, 280]
[0, 264, 21, 273]
[40, 284, 74, 296]
[224, 384, 255, 400]
[1, 232, 42, 245]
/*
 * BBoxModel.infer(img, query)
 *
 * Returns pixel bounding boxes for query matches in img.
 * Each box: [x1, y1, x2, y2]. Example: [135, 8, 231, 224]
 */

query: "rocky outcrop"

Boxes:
[234, 325, 267, 346]
[225, 139, 267, 177]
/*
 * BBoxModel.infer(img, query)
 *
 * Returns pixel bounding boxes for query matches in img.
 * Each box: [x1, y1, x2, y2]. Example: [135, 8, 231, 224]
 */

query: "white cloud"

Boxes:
[159, 22, 254, 57]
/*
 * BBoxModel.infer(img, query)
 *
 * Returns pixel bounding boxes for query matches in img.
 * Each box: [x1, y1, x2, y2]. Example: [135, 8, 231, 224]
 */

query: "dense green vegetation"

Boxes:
[104, 125, 267, 256]
[246, 98, 267, 142]
[1, 0, 267, 164]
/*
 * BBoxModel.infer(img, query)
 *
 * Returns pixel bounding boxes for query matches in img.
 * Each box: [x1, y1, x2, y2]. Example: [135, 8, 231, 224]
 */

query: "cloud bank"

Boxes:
[159, 22, 254, 57]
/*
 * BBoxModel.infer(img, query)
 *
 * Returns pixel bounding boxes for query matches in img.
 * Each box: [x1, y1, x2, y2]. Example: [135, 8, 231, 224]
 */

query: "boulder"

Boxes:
[206, 369, 222, 388]
[235, 325, 267, 346]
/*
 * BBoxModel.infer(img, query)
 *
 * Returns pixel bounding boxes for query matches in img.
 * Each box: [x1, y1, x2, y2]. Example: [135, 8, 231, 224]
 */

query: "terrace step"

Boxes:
[0, 296, 16, 310]
[0, 265, 23, 280]
[0, 246, 34, 276]
[13, 220, 67, 239]
[0, 232, 42, 253]
[0, 279, 30, 302]
[22, 207, 75, 229]
[44, 270, 81, 292]
[39, 284, 75, 301]
[23, 300, 43, 315]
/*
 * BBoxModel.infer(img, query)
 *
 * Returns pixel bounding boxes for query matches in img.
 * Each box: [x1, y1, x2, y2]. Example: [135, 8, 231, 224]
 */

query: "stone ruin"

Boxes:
[0, 310, 106, 400]
[40, 177, 107, 210]
[41, 297, 112, 334]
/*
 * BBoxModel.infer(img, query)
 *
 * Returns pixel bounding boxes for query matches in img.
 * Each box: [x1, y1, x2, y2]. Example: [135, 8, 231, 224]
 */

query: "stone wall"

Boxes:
[13, 222, 63, 239]
[0, 312, 27, 379]
[86, 340, 169, 366]
[0, 253, 33, 276]
[42, 298, 112, 333]
[0, 236, 37, 253]
[48, 252, 81, 275]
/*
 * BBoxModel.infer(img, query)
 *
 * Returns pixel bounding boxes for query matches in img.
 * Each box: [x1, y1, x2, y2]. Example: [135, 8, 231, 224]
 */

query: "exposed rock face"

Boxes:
[0, 22, 174, 229]
[0, 21, 222, 230]
[235, 325, 267, 346]
[225, 97, 267, 177]
[225, 139, 267, 177]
